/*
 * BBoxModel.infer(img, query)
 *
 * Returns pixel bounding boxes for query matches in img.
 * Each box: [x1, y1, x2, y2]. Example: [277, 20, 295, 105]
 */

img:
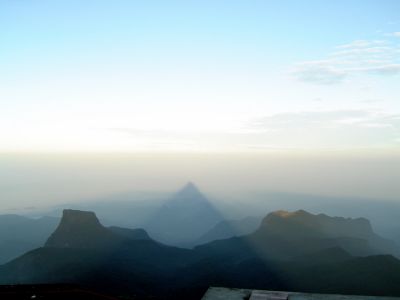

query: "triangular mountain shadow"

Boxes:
[195, 216, 263, 245]
[145, 182, 225, 246]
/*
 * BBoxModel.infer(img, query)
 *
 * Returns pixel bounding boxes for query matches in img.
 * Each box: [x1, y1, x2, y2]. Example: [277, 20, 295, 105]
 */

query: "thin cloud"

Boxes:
[107, 111, 400, 150]
[291, 62, 348, 84]
[247, 110, 400, 148]
[251, 110, 371, 129]
[388, 32, 400, 37]
[361, 64, 400, 75]
[251, 110, 400, 129]
[291, 36, 400, 84]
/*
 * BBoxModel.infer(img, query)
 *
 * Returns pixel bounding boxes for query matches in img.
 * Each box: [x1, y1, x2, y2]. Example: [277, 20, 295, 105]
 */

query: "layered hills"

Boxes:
[1, 208, 400, 299]
[0, 214, 59, 264]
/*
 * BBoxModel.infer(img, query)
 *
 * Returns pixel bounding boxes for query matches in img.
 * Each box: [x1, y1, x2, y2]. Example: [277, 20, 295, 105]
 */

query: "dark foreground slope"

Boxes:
[1, 209, 400, 299]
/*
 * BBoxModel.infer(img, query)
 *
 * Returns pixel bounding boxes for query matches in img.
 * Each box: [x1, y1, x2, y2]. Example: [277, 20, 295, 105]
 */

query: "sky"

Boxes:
[1, 0, 399, 152]
[1, 152, 399, 213]
[0, 1, 400, 210]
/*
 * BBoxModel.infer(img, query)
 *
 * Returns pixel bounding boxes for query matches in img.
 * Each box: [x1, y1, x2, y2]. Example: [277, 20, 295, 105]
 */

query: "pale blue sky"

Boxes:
[1, 0, 399, 152]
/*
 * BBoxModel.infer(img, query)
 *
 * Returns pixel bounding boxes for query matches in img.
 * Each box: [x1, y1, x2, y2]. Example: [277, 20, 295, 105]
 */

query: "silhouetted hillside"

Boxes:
[1, 209, 400, 299]
[257, 210, 399, 256]
[45, 210, 123, 249]
[108, 226, 151, 241]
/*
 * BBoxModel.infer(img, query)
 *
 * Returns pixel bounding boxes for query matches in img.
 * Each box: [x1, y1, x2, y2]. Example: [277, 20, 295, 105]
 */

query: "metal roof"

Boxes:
[202, 287, 400, 300]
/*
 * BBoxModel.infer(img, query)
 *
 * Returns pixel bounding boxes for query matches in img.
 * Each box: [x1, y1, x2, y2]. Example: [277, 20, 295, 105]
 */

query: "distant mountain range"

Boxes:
[1, 207, 400, 299]
[0, 215, 59, 264]
[0, 182, 222, 264]
[15, 183, 400, 247]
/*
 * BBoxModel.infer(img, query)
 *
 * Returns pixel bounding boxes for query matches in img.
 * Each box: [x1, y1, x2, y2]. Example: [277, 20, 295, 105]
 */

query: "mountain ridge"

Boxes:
[1, 208, 400, 299]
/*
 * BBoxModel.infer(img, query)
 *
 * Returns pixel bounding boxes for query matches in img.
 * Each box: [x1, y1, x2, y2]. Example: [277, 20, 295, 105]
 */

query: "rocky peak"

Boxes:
[58, 209, 101, 228]
[45, 209, 120, 249]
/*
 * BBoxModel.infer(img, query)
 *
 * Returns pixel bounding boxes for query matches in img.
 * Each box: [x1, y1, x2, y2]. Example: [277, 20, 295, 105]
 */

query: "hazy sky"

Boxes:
[1, 0, 399, 152]
[1, 152, 399, 213]
[1, 1, 400, 211]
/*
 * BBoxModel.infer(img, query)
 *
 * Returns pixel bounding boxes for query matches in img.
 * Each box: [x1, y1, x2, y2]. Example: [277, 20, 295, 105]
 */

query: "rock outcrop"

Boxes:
[45, 209, 121, 249]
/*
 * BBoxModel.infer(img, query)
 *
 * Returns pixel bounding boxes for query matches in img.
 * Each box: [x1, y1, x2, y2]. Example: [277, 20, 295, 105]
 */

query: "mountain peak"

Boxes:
[45, 209, 119, 249]
[271, 209, 310, 218]
[59, 209, 101, 226]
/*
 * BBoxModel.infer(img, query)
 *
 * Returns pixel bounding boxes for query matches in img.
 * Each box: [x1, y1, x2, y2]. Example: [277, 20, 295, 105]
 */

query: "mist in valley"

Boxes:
[1, 151, 399, 245]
